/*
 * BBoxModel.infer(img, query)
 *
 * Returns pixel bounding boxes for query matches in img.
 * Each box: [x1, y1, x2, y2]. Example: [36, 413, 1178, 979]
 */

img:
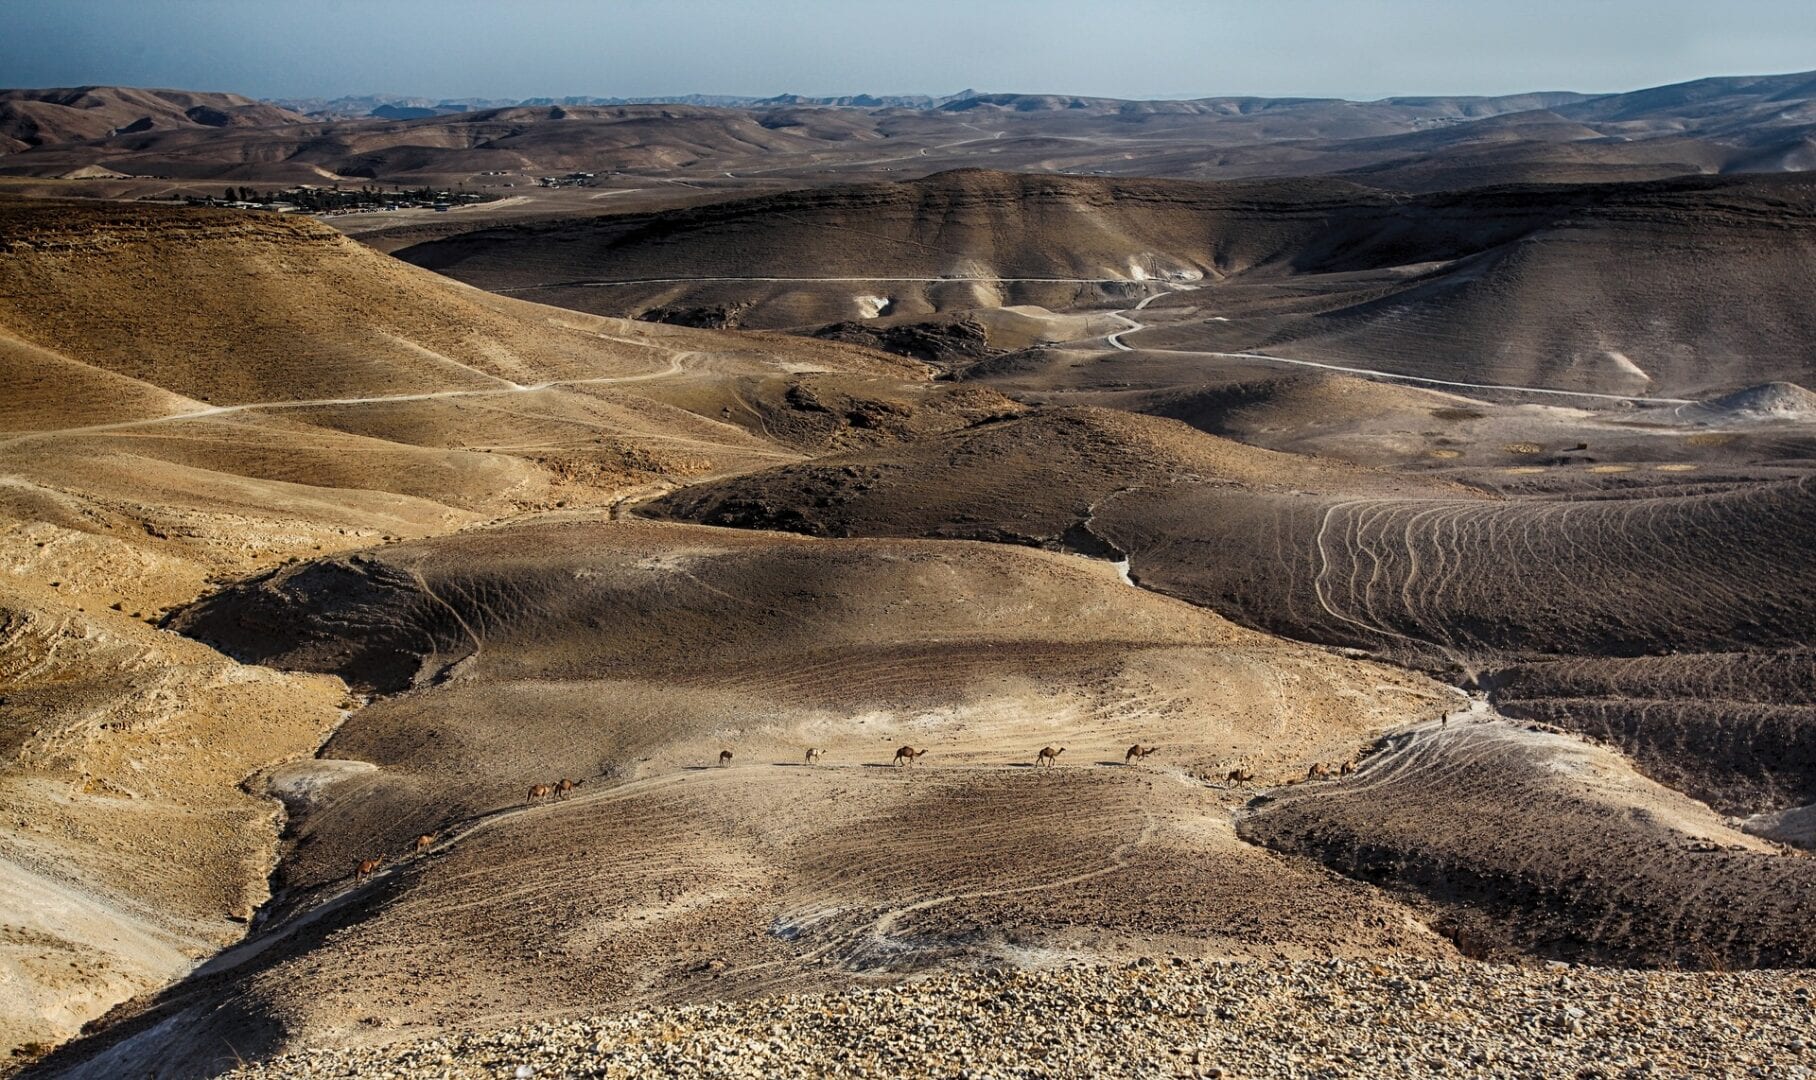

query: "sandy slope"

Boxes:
[0, 580, 345, 1058]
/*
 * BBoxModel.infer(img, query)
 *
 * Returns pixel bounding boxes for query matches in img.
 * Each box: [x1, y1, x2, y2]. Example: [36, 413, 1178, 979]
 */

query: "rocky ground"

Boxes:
[226, 958, 1815, 1079]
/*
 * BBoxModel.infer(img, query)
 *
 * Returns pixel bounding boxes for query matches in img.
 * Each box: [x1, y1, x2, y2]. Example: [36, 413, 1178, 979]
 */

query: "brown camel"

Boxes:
[527, 782, 554, 804]
[1339, 759, 1357, 777]
[413, 833, 435, 855]
[1036, 746, 1066, 767]
[893, 746, 926, 767]
[355, 855, 385, 882]
[1125, 743, 1157, 763]
[556, 778, 578, 799]
[804, 747, 824, 765]
[718, 750, 733, 766]
[1226, 767, 1254, 783]
[1307, 762, 1332, 780]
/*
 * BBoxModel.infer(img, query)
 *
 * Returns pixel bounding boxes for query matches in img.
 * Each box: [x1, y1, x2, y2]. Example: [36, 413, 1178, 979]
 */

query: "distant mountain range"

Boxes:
[270, 87, 1604, 121]
[3, 71, 1813, 192]
[269, 91, 990, 119]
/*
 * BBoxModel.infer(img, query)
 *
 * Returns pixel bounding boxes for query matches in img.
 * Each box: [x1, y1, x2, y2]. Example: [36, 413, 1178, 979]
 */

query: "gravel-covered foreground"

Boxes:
[228, 958, 1815, 1079]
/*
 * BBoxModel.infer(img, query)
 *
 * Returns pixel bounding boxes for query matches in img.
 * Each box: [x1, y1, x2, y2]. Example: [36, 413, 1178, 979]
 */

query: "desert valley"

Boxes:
[2, 30, 1815, 1080]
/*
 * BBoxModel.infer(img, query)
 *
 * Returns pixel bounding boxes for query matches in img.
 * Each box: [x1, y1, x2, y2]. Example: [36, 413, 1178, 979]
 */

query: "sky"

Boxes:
[6, 0, 1816, 102]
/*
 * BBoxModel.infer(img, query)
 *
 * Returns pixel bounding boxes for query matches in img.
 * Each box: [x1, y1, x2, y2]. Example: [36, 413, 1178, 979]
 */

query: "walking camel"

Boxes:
[1125, 744, 1157, 764]
[355, 855, 385, 882]
[893, 746, 926, 767]
[413, 833, 436, 855]
[1226, 767, 1254, 783]
[1036, 746, 1066, 767]
[527, 782, 554, 804]
[804, 747, 824, 765]
[555, 778, 579, 799]
[718, 749, 733, 767]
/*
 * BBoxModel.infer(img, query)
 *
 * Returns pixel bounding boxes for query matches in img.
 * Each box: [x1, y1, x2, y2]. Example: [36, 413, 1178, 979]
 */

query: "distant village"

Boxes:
[182, 185, 501, 215]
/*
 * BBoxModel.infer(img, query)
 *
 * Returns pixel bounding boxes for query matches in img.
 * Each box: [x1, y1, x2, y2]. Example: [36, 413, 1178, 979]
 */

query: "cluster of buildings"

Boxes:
[535, 171, 597, 187]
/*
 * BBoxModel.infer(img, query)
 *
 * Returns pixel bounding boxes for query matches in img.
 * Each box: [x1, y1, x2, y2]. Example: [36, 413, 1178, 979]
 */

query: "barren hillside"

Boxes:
[42, 520, 1458, 1077]
[0, 87, 306, 154]
[396, 170, 1816, 396]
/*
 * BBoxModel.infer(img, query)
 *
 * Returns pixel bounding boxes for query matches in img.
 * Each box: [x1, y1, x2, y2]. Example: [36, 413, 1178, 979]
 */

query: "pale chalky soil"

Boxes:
[229, 958, 1816, 1079]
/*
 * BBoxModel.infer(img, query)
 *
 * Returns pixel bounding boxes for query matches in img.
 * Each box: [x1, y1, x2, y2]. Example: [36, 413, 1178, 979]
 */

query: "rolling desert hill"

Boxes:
[397, 169, 1816, 397]
[646, 411, 1816, 669]
[1090, 477, 1816, 667]
[644, 405, 1466, 544]
[0, 87, 307, 155]
[0, 198, 1012, 1063]
[36, 520, 1463, 1077]
[395, 170, 1376, 322]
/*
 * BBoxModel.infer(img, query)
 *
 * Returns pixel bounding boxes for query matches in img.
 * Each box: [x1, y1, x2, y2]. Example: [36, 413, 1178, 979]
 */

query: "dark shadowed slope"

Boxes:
[1242, 718, 1816, 969]
[1093, 475, 1816, 667]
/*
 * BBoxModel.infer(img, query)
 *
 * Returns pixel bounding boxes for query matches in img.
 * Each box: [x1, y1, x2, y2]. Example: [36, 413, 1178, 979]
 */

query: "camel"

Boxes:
[413, 833, 435, 855]
[556, 778, 578, 799]
[1125, 743, 1157, 763]
[718, 749, 733, 766]
[1226, 767, 1254, 783]
[893, 746, 926, 767]
[1307, 762, 1332, 780]
[355, 855, 385, 882]
[1339, 759, 1357, 777]
[1036, 746, 1066, 767]
[527, 782, 554, 803]
[804, 747, 824, 765]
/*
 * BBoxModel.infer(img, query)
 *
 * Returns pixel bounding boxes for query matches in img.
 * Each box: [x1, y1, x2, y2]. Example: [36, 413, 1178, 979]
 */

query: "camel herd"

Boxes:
[527, 777, 581, 802]
[349, 746, 1366, 885]
[1305, 759, 1358, 781]
[1220, 758, 1357, 785]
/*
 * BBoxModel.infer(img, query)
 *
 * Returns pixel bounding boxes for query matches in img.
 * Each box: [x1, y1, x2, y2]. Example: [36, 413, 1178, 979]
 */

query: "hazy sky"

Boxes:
[7, 0, 1816, 102]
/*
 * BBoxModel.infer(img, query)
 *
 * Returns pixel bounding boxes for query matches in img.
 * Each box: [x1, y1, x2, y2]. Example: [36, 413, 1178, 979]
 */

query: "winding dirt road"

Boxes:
[1098, 285, 1695, 405]
[0, 351, 694, 449]
[496, 275, 1161, 295]
[490, 273, 1696, 406]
